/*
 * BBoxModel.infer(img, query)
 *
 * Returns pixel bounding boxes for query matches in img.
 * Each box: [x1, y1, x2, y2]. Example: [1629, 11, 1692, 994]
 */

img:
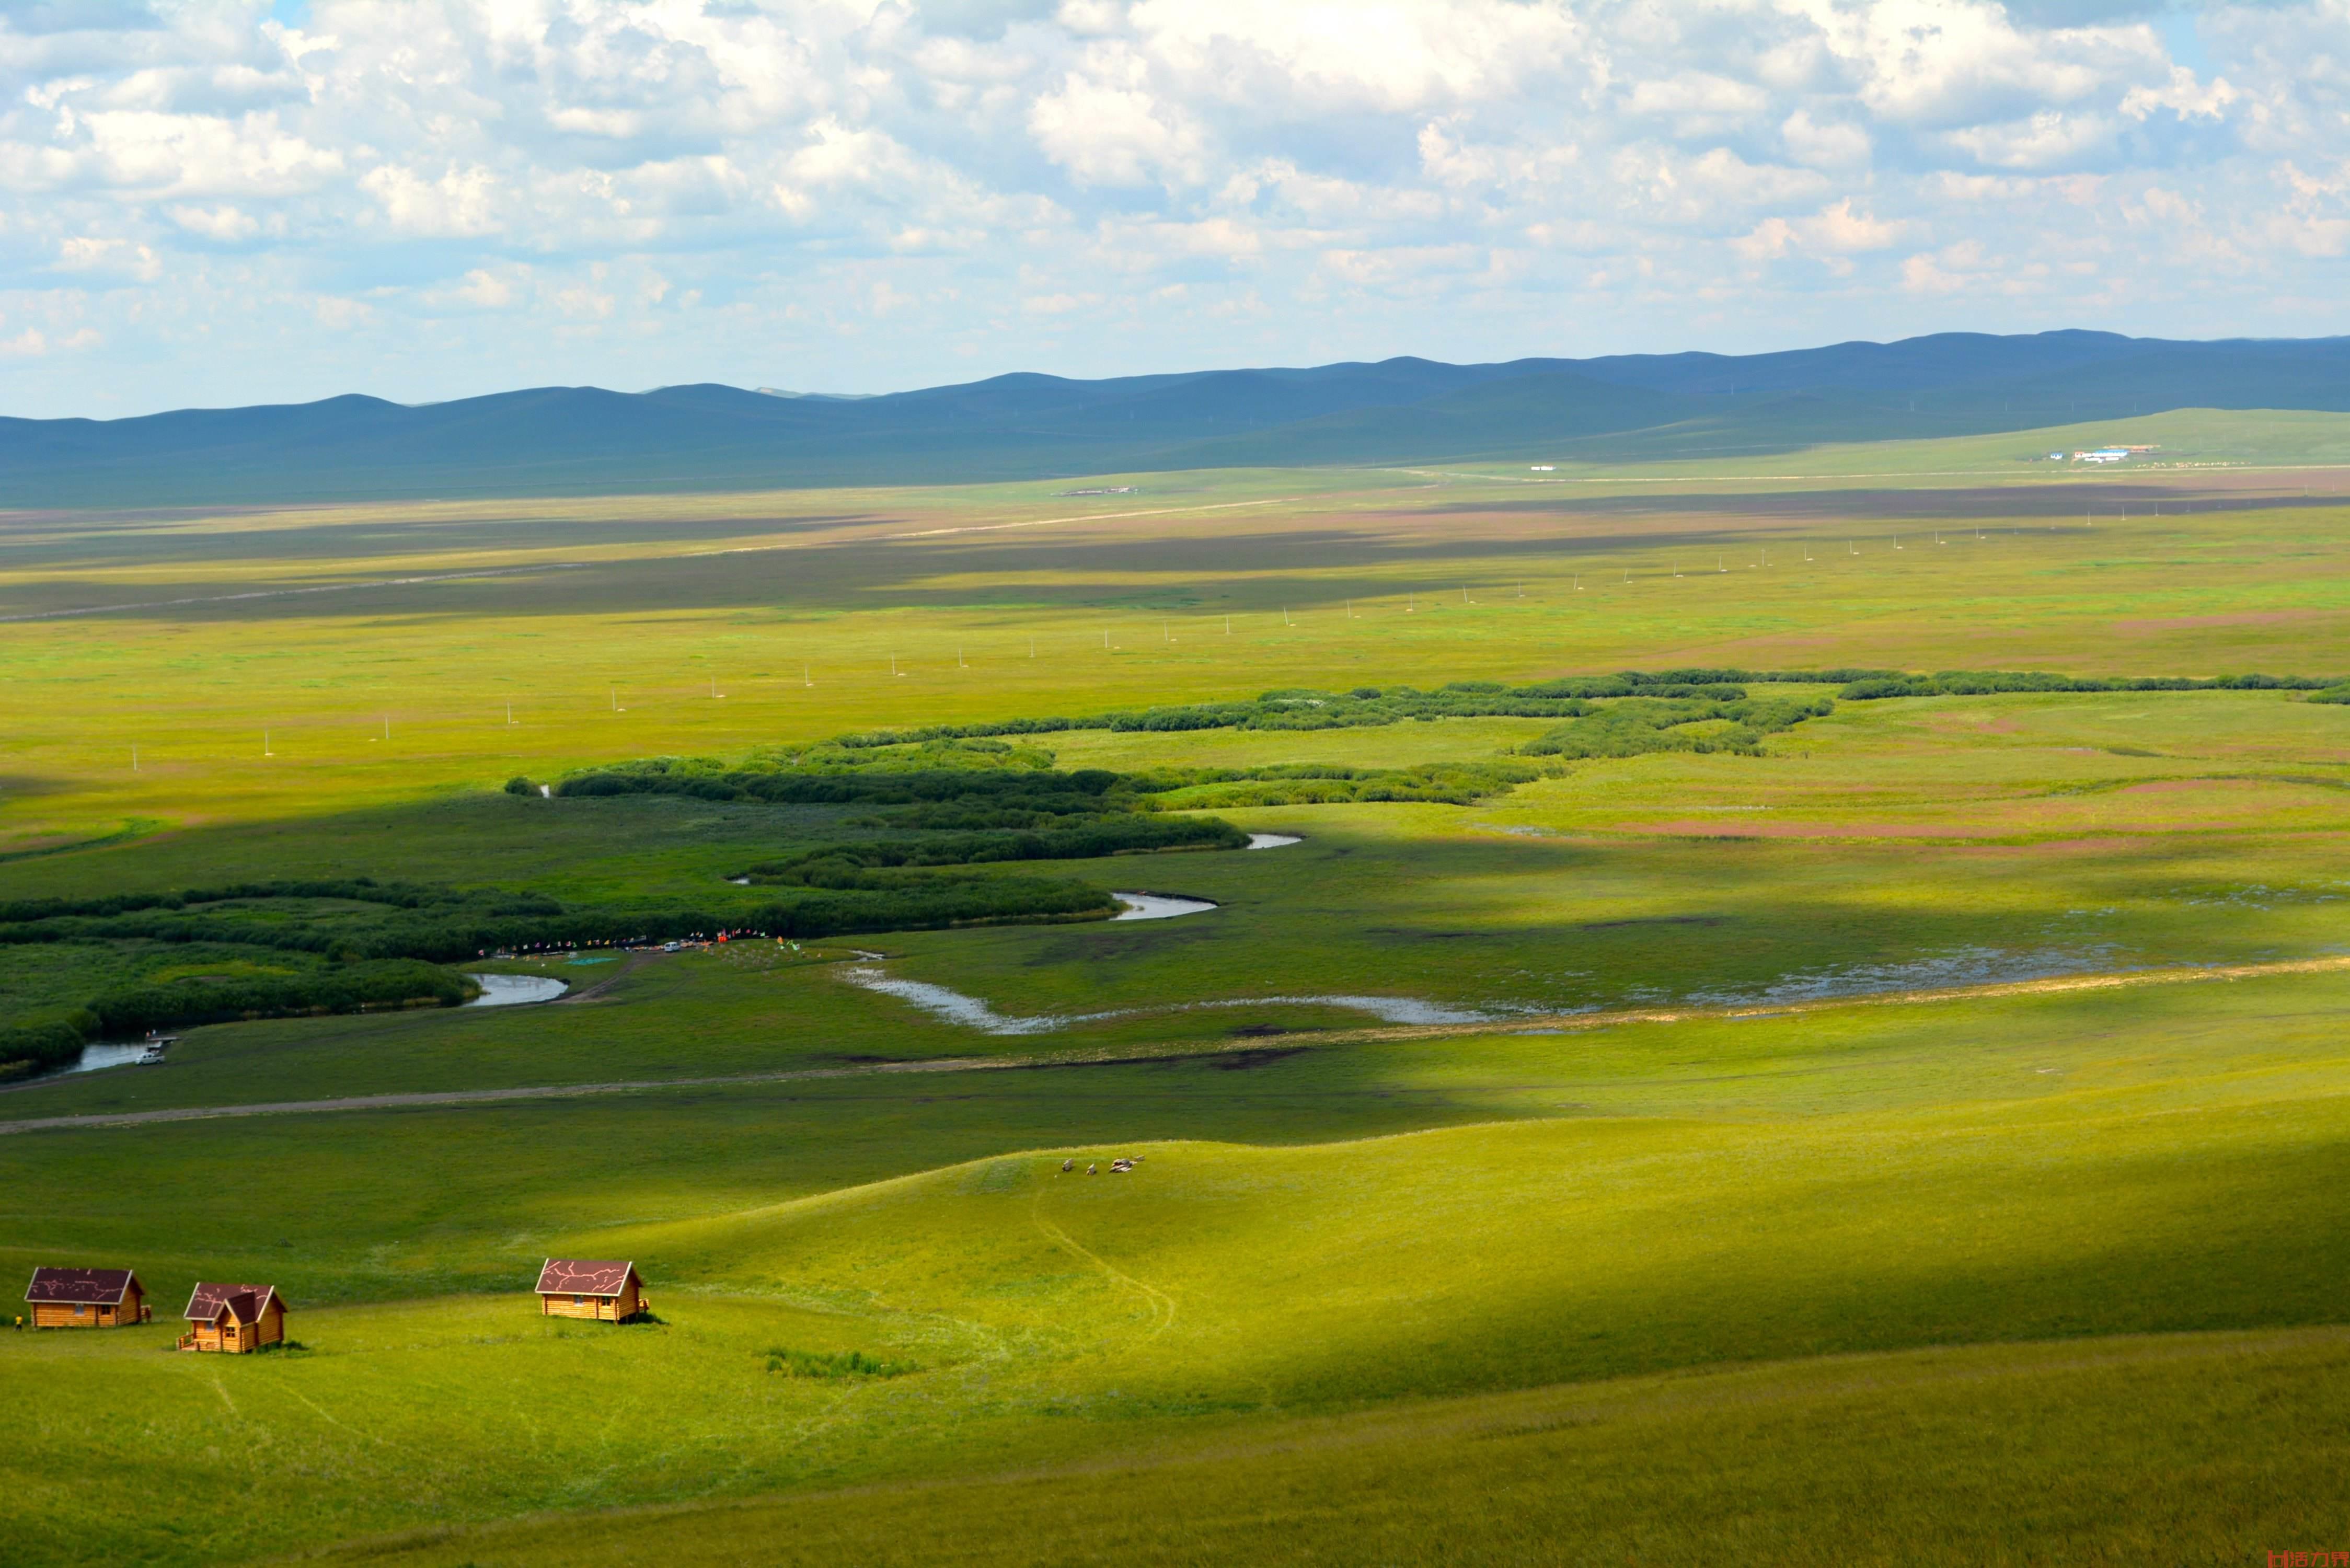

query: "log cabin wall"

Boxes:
[191, 1317, 251, 1352]
[30, 1301, 137, 1328]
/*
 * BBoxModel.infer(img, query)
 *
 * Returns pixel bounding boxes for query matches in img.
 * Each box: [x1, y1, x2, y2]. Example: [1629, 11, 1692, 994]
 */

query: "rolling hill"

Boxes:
[5, 329, 2347, 506]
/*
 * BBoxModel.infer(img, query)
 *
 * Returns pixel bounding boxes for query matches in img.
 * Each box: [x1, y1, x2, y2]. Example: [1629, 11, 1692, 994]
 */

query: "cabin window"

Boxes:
[573, 1295, 585, 1305]
[74, 1305, 88, 1316]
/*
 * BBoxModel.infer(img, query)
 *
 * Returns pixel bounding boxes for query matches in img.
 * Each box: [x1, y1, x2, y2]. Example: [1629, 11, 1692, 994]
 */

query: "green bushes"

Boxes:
[0, 961, 474, 1079]
[0, 877, 489, 926]
[0, 885, 566, 964]
[0, 1016, 97, 1077]
[1133, 760, 1550, 808]
[826, 675, 1836, 748]
[1840, 671, 2342, 700]
[764, 1347, 918, 1378]
[731, 874, 1119, 933]
[812, 667, 2349, 743]
[555, 762, 1120, 809]
[0, 870, 1135, 1072]
[1523, 696, 1834, 759]
[84, 960, 473, 1037]
[738, 815, 1245, 885]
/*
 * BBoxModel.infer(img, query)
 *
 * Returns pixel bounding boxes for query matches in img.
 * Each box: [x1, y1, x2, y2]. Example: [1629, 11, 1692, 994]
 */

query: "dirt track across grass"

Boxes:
[552, 947, 657, 1004]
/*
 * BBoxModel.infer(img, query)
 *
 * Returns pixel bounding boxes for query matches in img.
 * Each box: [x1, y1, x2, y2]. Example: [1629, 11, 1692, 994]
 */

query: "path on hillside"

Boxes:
[551, 947, 657, 1004]
[5, 951, 2347, 1138]
[0, 1054, 1023, 1136]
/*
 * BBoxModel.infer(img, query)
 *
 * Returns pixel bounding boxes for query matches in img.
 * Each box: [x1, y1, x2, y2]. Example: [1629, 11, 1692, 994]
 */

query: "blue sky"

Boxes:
[0, 0, 2339, 416]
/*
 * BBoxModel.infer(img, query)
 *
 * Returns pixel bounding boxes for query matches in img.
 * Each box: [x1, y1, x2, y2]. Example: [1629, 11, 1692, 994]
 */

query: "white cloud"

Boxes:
[1023, 291, 1099, 315]
[359, 165, 503, 237]
[1734, 199, 1903, 266]
[450, 268, 520, 308]
[0, 0, 2338, 415]
[1124, 0, 1583, 115]
[2121, 66, 2238, 122]
[52, 110, 344, 197]
[1945, 109, 2117, 169]
[168, 203, 260, 241]
[312, 294, 374, 330]
[1029, 62, 1207, 188]
[1799, 0, 2144, 131]
[1781, 110, 1872, 169]
[55, 235, 159, 279]
[1628, 72, 1772, 136]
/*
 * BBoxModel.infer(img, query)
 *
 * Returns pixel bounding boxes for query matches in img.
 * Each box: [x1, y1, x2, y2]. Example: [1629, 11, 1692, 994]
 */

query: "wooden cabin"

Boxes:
[535, 1259, 647, 1321]
[25, 1266, 148, 1328]
[180, 1282, 286, 1353]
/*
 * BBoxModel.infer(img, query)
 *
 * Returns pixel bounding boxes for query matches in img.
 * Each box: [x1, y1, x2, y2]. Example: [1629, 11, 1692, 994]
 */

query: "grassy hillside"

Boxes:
[335, 1328, 2350, 1567]
[8, 959, 2350, 1560]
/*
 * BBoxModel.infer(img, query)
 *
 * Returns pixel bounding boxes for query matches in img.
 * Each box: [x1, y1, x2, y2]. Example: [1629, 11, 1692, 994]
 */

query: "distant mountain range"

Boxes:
[6, 330, 2348, 506]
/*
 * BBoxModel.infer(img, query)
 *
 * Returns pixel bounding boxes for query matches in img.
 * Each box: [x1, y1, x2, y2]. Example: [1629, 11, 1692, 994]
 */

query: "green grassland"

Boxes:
[1436, 403, 2350, 482]
[8, 969, 2350, 1561]
[0, 416, 2347, 862]
[341, 1328, 2350, 1568]
[4, 436, 2350, 1563]
[5, 684, 2349, 1117]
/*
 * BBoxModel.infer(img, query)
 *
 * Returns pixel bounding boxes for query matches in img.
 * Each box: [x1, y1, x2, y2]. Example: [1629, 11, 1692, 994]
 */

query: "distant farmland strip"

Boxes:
[0, 560, 584, 622]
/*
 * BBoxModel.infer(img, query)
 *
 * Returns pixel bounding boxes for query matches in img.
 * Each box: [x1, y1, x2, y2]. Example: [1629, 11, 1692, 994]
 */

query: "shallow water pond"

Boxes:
[1112, 892, 1219, 920]
[464, 974, 571, 1006]
[60, 1042, 155, 1075]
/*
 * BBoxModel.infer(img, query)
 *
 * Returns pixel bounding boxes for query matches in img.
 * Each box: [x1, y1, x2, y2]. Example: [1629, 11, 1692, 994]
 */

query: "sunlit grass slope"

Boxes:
[6, 962, 2349, 1561]
[7, 965, 2344, 1300]
[343, 1328, 2350, 1568]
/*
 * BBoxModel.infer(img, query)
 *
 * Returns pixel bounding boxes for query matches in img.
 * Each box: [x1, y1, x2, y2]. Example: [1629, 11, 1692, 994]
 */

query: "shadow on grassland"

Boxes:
[20, 476, 2332, 626]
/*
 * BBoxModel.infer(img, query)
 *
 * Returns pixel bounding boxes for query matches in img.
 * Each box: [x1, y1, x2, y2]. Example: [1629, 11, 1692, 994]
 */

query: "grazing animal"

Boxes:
[1061, 1159, 1074, 1172]
[1110, 1158, 1134, 1172]
[1086, 1163, 1098, 1175]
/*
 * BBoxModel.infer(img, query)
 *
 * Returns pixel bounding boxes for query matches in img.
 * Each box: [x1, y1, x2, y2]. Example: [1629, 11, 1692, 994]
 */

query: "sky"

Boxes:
[0, 0, 2341, 417]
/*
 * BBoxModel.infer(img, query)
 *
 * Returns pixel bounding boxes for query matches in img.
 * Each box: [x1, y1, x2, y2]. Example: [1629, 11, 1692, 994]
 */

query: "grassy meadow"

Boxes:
[11, 966, 2350, 1561]
[1, 411, 2347, 860]
[4, 423, 2350, 1562]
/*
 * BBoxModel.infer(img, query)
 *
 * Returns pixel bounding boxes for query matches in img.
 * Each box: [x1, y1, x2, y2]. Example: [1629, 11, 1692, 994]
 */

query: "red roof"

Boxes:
[535, 1259, 639, 1297]
[26, 1267, 141, 1306]
[183, 1282, 281, 1324]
